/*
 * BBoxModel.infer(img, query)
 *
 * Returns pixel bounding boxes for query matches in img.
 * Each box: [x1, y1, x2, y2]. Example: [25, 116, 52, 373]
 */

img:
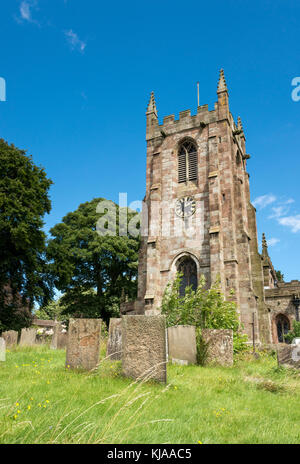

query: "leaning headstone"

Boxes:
[19, 328, 37, 346]
[168, 325, 197, 365]
[106, 318, 122, 360]
[2, 330, 18, 347]
[66, 318, 101, 370]
[122, 315, 167, 383]
[0, 338, 6, 361]
[201, 329, 233, 366]
[277, 344, 300, 369]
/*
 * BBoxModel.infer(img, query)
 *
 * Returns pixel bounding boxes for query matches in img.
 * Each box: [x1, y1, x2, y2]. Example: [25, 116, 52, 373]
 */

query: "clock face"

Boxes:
[175, 196, 196, 218]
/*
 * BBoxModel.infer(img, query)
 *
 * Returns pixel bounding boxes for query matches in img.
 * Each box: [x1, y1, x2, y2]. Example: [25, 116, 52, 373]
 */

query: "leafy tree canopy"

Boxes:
[275, 270, 284, 282]
[46, 198, 140, 324]
[0, 139, 53, 332]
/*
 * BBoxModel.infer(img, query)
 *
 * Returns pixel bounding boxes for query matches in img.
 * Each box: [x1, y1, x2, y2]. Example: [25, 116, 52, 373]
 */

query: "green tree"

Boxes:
[275, 270, 284, 282]
[0, 139, 53, 333]
[34, 297, 66, 322]
[161, 273, 248, 360]
[46, 198, 140, 324]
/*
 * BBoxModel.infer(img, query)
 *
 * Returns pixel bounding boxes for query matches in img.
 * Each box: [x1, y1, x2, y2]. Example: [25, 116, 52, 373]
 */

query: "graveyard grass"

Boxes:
[0, 345, 299, 444]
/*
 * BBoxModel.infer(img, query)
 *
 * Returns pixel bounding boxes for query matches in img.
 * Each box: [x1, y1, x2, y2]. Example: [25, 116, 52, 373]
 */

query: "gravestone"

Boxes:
[19, 328, 37, 346]
[167, 325, 197, 365]
[201, 329, 233, 366]
[57, 332, 68, 350]
[277, 344, 300, 369]
[2, 330, 18, 346]
[66, 318, 101, 370]
[106, 318, 122, 360]
[122, 315, 167, 383]
[50, 322, 63, 350]
[0, 338, 5, 361]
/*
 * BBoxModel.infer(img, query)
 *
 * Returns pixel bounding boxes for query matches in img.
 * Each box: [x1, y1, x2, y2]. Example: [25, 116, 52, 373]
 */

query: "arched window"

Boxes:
[178, 140, 198, 183]
[276, 314, 290, 343]
[177, 256, 198, 297]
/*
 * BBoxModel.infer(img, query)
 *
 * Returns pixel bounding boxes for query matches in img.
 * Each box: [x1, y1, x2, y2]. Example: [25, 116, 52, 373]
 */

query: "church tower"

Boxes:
[122, 70, 272, 344]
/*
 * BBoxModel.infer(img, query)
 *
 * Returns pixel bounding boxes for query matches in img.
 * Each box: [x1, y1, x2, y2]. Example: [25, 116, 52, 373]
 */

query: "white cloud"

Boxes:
[284, 198, 295, 205]
[277, 215, 300, 233]
[252, 194, 276, 210]
[269, 205, 290, 219]
[19, 0, 38, 23]
[64, 29, 86, 53]
[267, 238, 280, 247]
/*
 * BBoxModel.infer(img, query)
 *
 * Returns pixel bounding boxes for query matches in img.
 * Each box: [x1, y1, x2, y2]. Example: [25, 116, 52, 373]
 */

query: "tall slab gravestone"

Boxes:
[202, 329, 233, 366]
[66, 318, 101, 371]
[168, 325, 197, 365]
[0, 337, 6, 362]
[122, 315, 167, 383]
[19, 328, 37, 346]
[106, 318, 122, 360]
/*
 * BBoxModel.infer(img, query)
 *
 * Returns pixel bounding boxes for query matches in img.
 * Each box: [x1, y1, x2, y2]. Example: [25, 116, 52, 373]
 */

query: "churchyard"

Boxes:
[0, 331, 300, 444]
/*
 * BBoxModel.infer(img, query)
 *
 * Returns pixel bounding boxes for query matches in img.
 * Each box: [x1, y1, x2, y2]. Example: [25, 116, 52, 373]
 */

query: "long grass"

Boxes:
[0, 345, 299, 444]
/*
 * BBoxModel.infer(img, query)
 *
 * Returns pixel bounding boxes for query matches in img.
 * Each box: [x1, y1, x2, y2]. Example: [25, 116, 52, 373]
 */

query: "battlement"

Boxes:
[146, 70, 244, 142]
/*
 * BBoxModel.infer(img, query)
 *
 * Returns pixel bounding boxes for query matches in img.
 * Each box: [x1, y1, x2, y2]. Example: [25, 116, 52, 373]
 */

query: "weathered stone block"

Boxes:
[167, 325, 197, 365]
[277, 344, 300, 369]
[2, 330, 18, 346]
[122, 315, 167, 383]
[106, 318, 122, 360]
[202, 329, 233, 366]
[19, 328, 37, 346]
[50, 323, 65, 350]
[57, 332, 68, 350]
[66, 318, 101, 370]
[0, 337, 5, 361]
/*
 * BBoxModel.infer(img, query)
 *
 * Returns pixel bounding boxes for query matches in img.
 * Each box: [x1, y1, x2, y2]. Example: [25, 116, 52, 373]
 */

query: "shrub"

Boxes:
[161, 272, 248, 360]
[284, 321, 300, 344]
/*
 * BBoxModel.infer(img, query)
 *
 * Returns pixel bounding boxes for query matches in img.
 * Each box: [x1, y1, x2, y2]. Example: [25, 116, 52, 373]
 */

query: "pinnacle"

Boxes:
[217, 69, 228, 93]
[262, 233, 269, 256]
[237, 116, 244, 132]
[146, 91, 157, 116]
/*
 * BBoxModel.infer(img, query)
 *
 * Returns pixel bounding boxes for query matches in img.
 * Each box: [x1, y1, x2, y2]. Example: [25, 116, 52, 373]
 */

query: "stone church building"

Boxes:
[121, 70, 300, 345]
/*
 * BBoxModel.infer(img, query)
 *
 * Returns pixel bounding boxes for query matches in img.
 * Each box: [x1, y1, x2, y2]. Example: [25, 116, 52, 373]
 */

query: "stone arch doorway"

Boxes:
[176, 255, 198, 297]
[276, 314, 290, 343]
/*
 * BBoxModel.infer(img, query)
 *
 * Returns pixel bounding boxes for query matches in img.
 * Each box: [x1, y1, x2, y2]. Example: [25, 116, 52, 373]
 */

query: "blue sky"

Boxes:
[0, 0, 299, 281]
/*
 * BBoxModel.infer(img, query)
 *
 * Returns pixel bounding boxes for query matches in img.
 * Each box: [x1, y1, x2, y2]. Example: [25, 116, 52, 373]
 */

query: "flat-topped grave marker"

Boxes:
[19, 328, 37, 346]
[66, 318, 101, 371]
[122, 315, 167, 383]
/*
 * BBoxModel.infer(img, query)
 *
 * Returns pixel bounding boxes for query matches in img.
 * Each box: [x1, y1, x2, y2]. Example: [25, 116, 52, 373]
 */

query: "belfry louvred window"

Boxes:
[178, 140, 198, 182]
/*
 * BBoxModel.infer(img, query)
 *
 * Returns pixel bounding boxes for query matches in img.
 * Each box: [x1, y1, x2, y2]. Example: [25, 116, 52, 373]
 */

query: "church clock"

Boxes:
[175, 196, 196, 218]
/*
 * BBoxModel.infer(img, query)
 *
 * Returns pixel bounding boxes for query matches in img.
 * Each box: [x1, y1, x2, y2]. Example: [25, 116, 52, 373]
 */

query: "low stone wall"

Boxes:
[202, 329, 233, 366]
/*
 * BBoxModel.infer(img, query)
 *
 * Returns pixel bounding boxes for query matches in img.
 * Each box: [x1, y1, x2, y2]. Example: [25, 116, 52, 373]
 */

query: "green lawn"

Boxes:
[0, 345, 299, 444]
